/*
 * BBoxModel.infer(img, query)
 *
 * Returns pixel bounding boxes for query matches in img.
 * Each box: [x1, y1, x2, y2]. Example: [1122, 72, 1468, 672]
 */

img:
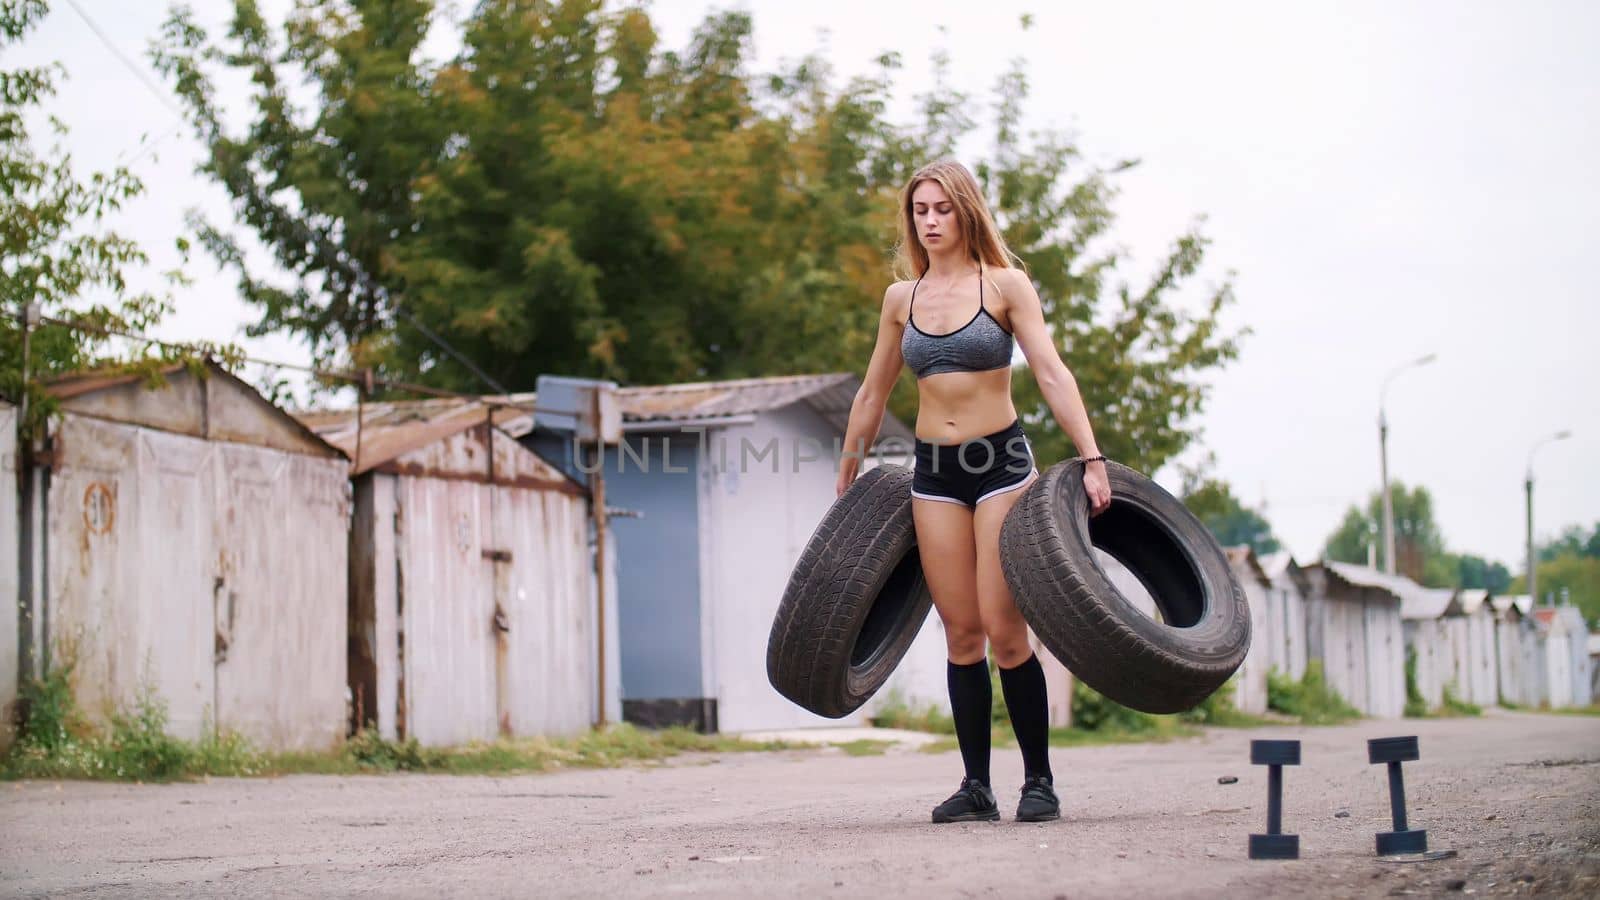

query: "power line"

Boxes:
[60, 2, 515, 401]
[61, 0, 186, 120]
[8, 310, 538, 412]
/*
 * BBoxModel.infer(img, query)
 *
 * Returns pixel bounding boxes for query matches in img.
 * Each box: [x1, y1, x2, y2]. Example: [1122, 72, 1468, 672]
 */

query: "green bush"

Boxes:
[869, 693, 957, 735]
[4, 662, 263, 782]
[343, 728, 443, 771]
[1070, 680, 1159, 733]
[1177, 679, 1270, 727]
[1403, 648, 1429, 718]
[11, 657, 86, 754]
[1266, 661, 1361, 725]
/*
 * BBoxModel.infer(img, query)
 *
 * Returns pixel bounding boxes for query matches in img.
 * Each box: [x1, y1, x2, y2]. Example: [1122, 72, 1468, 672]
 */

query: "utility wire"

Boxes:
[62, 1, 513, 400]
[8, 310, 538, 412]
[61, 0, 186, 120]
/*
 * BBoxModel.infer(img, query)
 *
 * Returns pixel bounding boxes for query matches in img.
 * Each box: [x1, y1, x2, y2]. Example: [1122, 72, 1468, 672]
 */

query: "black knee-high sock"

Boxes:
[946, 658, 992, 787]
[999, 654, 1053, 782]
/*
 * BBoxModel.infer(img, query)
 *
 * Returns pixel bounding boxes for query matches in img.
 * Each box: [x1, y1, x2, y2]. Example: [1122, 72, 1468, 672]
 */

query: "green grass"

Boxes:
[835, 739, 893, 757]
[1544, 704, 1600, 717]
[1048, 719, 1199, 746]
[869, 695, 956, 735]
[2, 660, 794, 782]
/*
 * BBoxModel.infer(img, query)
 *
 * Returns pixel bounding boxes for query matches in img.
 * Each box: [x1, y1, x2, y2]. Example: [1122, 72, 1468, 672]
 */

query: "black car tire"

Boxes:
[999, 459, 1250, 714]
[767, 465, 933, 718]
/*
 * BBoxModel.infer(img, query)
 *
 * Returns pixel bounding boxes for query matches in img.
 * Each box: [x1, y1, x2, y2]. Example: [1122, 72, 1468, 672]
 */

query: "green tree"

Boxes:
[0, 0, 198, 431]
[1511, 525, 1600, 627]
[1324, 482, 1452, 586]
[1538, 522, 1600, 563]
[1181, 475, 1280, 556]
[155, 3, 1241, 475]
[1452, 554, 1512, 593]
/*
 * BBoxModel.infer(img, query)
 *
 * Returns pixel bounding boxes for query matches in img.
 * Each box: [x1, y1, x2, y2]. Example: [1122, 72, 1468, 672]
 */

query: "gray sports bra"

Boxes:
[900, 265, 1015, 378]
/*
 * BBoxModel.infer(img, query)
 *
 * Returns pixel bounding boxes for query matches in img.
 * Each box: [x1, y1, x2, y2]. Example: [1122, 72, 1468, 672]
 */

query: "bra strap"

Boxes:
[908, 272, 925, 326]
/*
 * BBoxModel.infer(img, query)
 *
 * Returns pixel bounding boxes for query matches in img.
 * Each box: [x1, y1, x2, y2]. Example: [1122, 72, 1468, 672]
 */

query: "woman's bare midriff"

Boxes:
[913, 367, 1019, 444]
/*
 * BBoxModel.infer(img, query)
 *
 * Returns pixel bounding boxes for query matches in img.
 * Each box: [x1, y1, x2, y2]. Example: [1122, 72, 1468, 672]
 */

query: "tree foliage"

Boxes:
[0, 0, 203, 432]
[1511, 522, 1600, 627]
[1537, 521, 1600, 563]
[1452, 554, 1511, 593]
[1181, 474, 1280, 556]
[1324, 482, 1453, 586]
[155, 2, 1242, 473]
[1323, 482, 1522, 592]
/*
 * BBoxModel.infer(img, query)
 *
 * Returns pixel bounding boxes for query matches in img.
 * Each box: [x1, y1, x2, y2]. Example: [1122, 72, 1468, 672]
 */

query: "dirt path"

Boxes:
[3, 710, 1597, 898]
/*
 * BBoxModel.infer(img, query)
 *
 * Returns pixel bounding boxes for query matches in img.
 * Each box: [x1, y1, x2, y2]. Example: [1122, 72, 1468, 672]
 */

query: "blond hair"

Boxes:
[893, 159, 1021, 280]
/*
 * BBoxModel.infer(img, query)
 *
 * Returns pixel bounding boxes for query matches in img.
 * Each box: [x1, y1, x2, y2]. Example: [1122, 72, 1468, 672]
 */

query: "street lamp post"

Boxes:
[1379, 353, 1437, 574]
[1525, 430, 1572, 606]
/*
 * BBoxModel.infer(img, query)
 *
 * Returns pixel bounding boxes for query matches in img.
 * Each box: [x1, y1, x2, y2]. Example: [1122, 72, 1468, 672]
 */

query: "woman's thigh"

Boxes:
[972, 472, 1038, 668]
[912, 497, 983, 664]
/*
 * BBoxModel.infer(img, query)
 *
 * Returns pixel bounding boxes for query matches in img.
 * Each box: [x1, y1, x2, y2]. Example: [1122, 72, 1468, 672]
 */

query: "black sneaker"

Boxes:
[1015, 775, 1060, 822]
[931, 777, 1000, 823]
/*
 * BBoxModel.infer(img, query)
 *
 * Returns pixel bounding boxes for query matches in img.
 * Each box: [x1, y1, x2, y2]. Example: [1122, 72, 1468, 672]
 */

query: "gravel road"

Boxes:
[3, 710, 1596, 898]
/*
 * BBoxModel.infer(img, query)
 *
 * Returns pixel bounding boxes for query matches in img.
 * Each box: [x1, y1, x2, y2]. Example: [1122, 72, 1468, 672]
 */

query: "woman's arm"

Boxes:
[837, 283, 909, 497]
[999, 268, 1113, 514]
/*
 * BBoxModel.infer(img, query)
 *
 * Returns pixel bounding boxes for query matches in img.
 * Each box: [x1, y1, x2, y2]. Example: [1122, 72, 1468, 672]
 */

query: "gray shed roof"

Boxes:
[1316, 560, 1429, 611]
[1258, 551, 1298, 580]
[44, 361, 344, 460]
[501, 373, 914, 446]
[1491, 594, 1533, 617]
[617, 373, 914, 444]
[1456, 589, 1492, 616]
[1224, 546, 1270, 586]
[295, 398, 580, 495]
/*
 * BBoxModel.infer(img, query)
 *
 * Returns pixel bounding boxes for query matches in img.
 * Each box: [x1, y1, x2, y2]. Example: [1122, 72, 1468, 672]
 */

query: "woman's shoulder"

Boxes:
[985, 266, 1034, 306]
[987, 265, 1032, 292]
[882, 279, 916, 306]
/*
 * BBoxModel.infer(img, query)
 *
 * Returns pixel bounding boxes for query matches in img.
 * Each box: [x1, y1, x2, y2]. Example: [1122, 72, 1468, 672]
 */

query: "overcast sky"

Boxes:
[18, 0, 1598, 572]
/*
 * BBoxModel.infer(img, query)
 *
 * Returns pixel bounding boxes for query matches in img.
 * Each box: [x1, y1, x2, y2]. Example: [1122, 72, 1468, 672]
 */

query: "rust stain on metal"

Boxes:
[82, 483, 114, 535]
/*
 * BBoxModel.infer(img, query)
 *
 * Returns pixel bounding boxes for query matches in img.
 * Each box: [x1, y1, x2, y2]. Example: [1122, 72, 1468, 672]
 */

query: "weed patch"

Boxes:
[1267, 661, 1361, 725]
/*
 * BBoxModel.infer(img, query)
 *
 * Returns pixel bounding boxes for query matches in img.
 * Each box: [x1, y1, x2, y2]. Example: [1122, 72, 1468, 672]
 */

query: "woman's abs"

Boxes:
[913, 367, 1019, 444]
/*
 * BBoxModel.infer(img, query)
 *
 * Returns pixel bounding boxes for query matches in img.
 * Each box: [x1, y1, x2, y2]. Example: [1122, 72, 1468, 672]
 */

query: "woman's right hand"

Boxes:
[835, 459, 860, 498]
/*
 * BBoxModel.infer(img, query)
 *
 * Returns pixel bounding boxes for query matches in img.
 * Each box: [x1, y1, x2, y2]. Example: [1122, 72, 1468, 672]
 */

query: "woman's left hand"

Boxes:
[1083, 460, 1112, 516]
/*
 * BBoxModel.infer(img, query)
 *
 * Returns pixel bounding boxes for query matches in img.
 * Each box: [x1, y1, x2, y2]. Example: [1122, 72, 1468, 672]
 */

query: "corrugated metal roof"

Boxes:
[43, 360, 344, 459]
[1530, 604, 1586, 635]
[43, 367, 166, 401]
[618, 373, 855, 421]
[1224, 545, 1269, 584]
[304, 373, 915, 468]
[1456, 589, 1491, 616]
[500, 373, 914, 446]
[1257, 550, 1297, 580]
[1318, 560, 1449, 614]
[298, 398, 533, 476]
[1491, 594, 1533, 618]
[615, 373, 915, 445]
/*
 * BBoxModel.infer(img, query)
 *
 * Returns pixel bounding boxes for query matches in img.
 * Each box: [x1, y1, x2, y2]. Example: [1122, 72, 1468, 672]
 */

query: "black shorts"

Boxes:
[911, 419, 1038, 508]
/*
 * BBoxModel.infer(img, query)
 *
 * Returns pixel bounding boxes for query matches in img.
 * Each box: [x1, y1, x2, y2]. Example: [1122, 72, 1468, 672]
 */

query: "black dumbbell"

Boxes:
[1368, 736, 1427, 856]
[1248, 739, 1301, 860]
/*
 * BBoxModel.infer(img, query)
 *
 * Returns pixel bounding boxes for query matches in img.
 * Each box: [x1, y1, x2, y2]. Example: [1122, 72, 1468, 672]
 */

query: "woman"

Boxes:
[836, 160, 1113, 824]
